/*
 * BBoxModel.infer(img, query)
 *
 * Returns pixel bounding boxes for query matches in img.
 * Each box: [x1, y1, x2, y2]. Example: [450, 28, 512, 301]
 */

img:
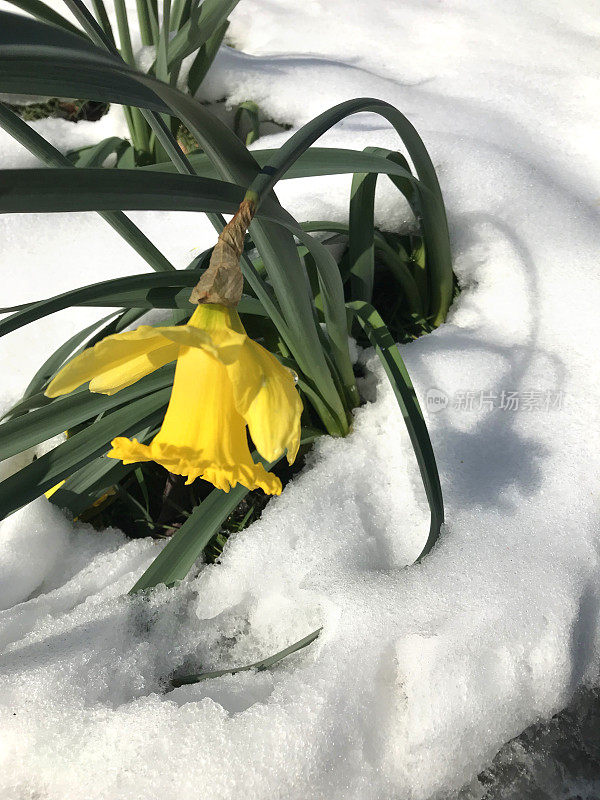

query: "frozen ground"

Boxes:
[0, 1, 599, 798]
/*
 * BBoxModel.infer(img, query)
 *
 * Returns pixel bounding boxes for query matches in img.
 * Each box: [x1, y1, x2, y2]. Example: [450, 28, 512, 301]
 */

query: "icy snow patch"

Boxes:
[0, 499, 69, 609]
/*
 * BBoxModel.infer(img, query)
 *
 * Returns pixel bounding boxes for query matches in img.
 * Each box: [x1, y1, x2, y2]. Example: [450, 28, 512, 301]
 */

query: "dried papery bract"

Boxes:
[190, 197, 256, 307]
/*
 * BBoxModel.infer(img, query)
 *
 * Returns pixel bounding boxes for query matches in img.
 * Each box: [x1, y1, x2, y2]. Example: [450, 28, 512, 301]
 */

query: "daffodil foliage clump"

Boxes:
[0, 7, 448, 649]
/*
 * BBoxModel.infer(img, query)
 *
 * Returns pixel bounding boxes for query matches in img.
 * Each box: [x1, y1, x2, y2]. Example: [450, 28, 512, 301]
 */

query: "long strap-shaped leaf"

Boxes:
[170, 627, 322, 687]
[0, 167, 286, 217]
[144, 146, 424, 184]
[0, 103, 175, 273]
[0, 270, 203, 338]
[347, 301, 444, 561]
[162, 0, 240, 71]
[248, 98, 453, 327]
[90, 0, 116, 47]
[348, 147, 423, 304]
[186, 20, 228, 96]
[68, 135, 128, 168]
[130, 482, 249, 592]
[135, 0, 158, 48]
[300, 221, 424, 318]
[0, 272, 268, 341]
[0, 366, 175, 462]
[4, 0, 83, 36]
[348, 166, 376, 303]
[0, 389, 171, 520]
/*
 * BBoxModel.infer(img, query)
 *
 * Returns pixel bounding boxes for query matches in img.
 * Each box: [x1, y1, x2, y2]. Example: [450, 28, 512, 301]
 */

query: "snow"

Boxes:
[1, 0, 599, 798]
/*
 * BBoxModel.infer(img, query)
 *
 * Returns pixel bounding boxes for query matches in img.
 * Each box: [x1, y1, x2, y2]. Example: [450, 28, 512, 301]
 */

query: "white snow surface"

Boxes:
[1, 1, 600, 798]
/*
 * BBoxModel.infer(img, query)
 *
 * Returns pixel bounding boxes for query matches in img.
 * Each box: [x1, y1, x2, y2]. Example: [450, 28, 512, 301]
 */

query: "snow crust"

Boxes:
[1, 1, 600, 798]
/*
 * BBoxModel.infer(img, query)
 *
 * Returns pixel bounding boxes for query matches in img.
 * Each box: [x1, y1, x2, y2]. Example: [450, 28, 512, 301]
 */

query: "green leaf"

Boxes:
[0, 166, 282, 217]
[49, 424, 158, 516]
[165, 0, 240, 70]
[90, 0, 116, 47]
[144, 146, 422, 184]
[109, 0, 136, 63]
[247, 220, 351, 435]
[247, 98, 453, 326]
[1, 390, 53, 422]
[0, 366, 175, 463]
[67, 136, 128, 167]
[4, 0, 83, 37]
[170, 627, 322, 687]
[0, 271, 197, 338]
[130, 481, 248, 593]
[348, 166, 376, 302]
[347, 146, 423, 305]
[155, 0, 171, 82]
[347, 301, 444, 561]
[117, 143, 136, 168]
[234, 100, 260, 146]
[75, 289, 266, 315]
[186, 20, 228, 96]
[268, 208, 359, 410]
[0, 388, 171, 520]
[170, 0, 192, 32]
[0, 270, 268, 340]
[301, 220, 424, 318]
[61, 0, 116, 50]
[135, 0, 159, 47]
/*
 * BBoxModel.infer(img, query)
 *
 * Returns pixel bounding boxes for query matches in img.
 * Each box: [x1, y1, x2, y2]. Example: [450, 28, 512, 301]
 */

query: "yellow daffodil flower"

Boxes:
[45, 304, 302, 495]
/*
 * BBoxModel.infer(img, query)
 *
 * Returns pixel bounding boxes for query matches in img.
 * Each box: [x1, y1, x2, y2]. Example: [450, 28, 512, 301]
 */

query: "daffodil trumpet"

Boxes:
[45, 199, 302, 496]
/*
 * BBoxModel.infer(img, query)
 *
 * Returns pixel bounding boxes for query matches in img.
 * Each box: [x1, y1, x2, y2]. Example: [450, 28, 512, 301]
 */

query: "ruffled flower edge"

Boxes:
[108, 437, 282, 495]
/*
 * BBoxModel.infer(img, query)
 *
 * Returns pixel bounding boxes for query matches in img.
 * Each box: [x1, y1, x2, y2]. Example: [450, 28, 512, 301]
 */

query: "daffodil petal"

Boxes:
[88, 343, 179, 395]
[45, 326, 179, 398]
[227, 340, 303, 464]
[44, 318, 245, 399]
